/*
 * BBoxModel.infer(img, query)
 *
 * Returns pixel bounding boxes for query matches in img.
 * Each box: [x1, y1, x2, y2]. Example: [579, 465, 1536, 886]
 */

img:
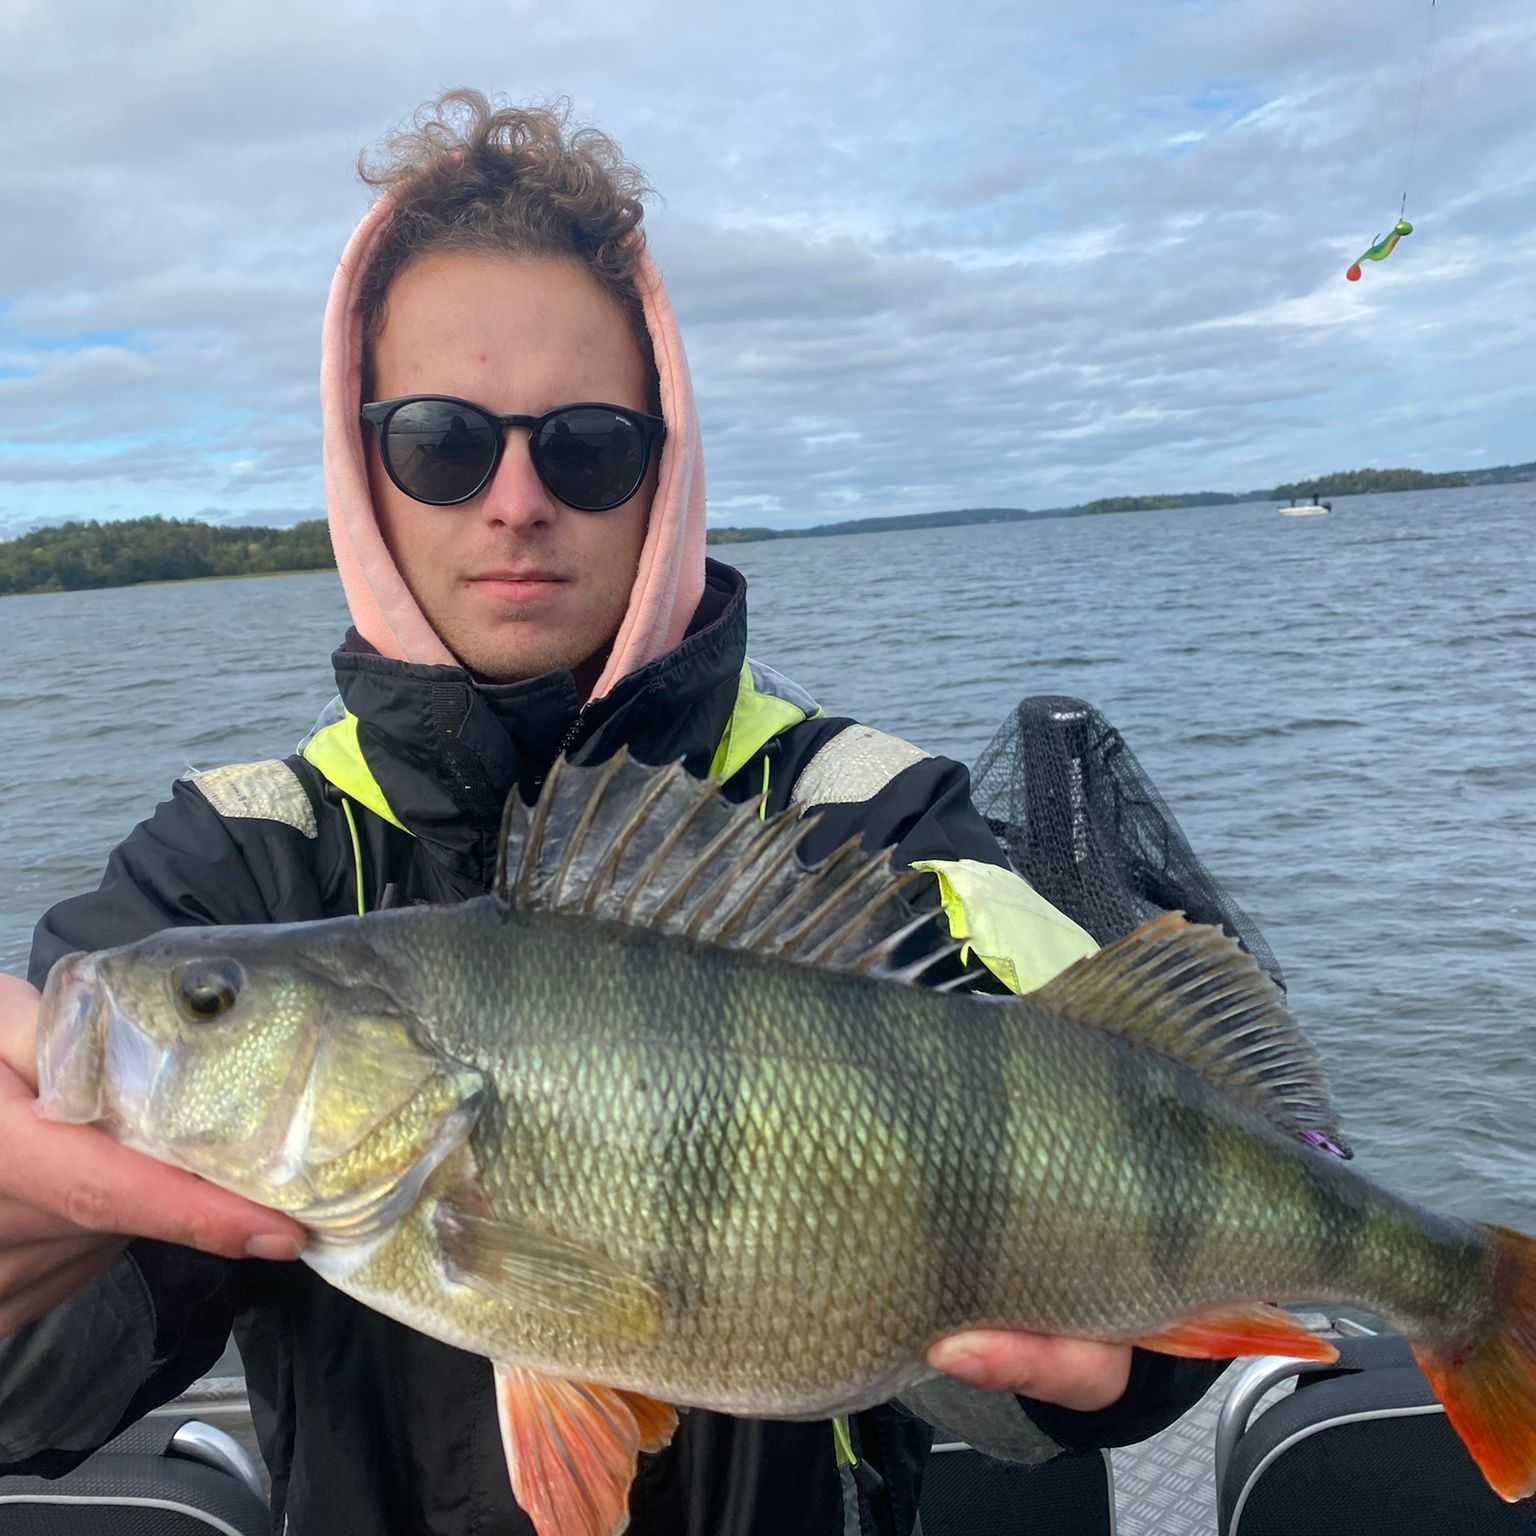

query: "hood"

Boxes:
[319, 191, 707, 702]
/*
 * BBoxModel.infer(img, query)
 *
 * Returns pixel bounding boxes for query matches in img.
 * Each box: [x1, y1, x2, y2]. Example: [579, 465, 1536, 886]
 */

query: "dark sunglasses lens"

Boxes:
[533, 408, 648, 510]
[383, 400, 499, 504]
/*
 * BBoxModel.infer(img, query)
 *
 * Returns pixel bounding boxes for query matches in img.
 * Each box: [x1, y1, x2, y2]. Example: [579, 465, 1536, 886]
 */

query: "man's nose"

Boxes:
[479, 430, 557, 530]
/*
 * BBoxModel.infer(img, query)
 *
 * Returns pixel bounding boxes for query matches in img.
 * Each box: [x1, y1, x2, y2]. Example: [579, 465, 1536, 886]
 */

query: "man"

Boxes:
[0, 92, 1222, 1533]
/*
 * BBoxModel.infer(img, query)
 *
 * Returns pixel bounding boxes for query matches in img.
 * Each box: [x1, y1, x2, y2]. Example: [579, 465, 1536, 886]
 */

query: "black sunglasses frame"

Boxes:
[360, 394, 667, 511]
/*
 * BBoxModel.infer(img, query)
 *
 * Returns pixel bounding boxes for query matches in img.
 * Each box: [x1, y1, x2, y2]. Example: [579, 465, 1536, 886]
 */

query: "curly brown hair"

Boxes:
[356, 90, 658, 404]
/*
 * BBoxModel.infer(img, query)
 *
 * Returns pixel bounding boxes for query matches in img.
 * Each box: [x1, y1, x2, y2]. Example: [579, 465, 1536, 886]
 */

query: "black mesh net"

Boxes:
[970, 695, 1283, 989]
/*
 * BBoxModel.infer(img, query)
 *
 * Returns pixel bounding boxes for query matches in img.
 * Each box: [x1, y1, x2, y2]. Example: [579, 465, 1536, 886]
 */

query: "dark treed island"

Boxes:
[2, 461, 1530, 595]
[1272, 467, 1466, 499]
[0, 517, 334, 596]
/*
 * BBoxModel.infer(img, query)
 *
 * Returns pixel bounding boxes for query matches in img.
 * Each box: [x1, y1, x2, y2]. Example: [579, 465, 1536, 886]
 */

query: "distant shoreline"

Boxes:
[0, 562, 334, 599]
[2, 464, 1529, 596]
[705, 466, 1528, 547]
[134, 566, 333, 591]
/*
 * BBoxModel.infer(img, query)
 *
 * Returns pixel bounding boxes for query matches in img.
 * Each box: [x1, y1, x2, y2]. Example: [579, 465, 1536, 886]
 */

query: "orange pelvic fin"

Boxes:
[492, 1362, 679, 1536]
[1412, 1223, 1536, 1504]
[1136, 1304, 1340, 1363]
[614, 1386, 680, 1453]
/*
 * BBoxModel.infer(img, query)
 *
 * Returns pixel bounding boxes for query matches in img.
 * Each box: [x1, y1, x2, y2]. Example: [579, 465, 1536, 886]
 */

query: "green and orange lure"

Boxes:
[1346, 219, 1413, 282]
[1345, 0, 1437, 283]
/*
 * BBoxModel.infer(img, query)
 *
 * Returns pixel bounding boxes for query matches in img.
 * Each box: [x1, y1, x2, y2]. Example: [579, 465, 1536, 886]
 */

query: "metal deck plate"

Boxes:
[1112, 1363, 1296, 1536]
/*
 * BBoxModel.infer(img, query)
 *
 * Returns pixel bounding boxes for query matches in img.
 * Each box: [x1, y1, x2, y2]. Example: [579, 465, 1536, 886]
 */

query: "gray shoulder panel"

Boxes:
[791, 724, 930, 808]
[189, 760, 317, 839]
[747, 657, 820, 717]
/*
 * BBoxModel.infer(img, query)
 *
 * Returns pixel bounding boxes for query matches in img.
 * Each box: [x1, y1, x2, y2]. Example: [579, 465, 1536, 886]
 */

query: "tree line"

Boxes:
[0, 517, 334, 596]
[1272, 467, 1465, 499]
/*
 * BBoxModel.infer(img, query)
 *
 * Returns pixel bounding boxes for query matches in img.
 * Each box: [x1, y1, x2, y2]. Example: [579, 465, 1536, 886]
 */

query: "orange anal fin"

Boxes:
[1136, 1305, 1339, 1363]
[1410, 1222, 1536, 1504]
[617, 1387, 681, 1453]
[492, 1363, 679, 1536]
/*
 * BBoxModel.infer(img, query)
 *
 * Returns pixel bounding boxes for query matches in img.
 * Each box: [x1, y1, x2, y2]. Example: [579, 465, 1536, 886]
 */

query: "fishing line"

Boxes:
[1399, 0, 1438, 222]
[1345, 0, 1438, 280]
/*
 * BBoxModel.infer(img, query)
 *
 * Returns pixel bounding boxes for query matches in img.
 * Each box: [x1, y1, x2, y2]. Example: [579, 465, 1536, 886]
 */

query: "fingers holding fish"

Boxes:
[927, 1331, 1133, 1410]
[0, 967, 306, 1267]
[4, 1106, 306, 1260]
[0, 985, 134, 1313]
[0, 972, 42, 1091]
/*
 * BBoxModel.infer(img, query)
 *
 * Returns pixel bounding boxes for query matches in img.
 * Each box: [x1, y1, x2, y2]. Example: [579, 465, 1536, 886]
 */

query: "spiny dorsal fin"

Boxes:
[495, 751, 968, 984]
[1034, 911, 1347, 1149]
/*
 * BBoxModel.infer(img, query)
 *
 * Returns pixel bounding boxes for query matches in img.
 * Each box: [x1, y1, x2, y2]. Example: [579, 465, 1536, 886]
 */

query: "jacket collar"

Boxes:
[332, 559, 748, 880]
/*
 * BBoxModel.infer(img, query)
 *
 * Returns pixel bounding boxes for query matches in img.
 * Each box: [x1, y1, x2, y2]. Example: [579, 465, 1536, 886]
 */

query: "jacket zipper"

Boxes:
[529, 704, 594, 800]
[555, 705, 592, 761]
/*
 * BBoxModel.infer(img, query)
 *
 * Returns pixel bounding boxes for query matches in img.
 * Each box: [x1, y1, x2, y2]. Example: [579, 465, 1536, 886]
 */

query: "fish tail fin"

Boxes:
[1413, 1223, 1536, 1503]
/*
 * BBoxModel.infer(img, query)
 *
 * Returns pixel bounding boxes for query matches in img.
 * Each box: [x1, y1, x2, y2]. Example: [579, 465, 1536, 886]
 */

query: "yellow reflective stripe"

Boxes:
[340, 798, 366, 916]
[708, 662, 811, 783]
[832, 1415, 857, 1469]
[301, 714, 409, 834]
[909, 857, 1098, 995]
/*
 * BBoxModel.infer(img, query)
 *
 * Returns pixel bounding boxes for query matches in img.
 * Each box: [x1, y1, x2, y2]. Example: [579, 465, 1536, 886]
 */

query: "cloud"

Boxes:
[0, 0, 1531, 536]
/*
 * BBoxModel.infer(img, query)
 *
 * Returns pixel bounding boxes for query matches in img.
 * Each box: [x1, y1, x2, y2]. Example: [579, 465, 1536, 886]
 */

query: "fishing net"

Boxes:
[970, 695, 1283, 989]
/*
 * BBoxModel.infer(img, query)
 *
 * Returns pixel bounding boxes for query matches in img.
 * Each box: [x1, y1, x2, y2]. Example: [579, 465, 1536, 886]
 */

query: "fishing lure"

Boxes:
[1346, 219, 1413, 282]
[1344, 1, 1436, 283]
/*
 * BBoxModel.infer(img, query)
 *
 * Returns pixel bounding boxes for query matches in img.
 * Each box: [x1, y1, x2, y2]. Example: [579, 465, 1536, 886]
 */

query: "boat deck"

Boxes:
[1112, 1360, 1291, 1536]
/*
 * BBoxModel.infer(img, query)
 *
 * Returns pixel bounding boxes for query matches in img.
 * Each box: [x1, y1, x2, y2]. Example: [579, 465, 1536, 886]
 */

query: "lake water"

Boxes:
[2, 484, 1533, 1225]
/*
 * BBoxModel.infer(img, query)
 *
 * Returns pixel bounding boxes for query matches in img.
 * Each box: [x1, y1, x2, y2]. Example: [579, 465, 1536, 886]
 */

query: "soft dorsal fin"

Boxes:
[1033, 911, 1348, 1149]
[494, 751, 967, 985]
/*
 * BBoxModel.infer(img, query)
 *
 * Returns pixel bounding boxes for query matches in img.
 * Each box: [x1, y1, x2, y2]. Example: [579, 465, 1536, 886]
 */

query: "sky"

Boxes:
[1, 0, 1531, 535]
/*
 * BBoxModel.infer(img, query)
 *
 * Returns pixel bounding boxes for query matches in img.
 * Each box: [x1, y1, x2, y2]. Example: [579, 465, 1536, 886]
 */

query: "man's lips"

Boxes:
[464, 570, 571, 599]
[467, 569, 568, 584]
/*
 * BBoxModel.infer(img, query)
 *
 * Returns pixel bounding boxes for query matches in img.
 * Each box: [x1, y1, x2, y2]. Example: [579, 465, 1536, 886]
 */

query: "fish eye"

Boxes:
[173, 959, 244, 1024]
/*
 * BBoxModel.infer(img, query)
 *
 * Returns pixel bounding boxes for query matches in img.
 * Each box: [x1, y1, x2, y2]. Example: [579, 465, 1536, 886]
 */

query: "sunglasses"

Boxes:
[361, 395, 666, 512]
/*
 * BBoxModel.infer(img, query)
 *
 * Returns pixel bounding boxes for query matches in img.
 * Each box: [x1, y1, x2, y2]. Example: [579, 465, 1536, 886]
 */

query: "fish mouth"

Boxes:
[36, 952, 108, 1123]
[36, 951, 164, 1129]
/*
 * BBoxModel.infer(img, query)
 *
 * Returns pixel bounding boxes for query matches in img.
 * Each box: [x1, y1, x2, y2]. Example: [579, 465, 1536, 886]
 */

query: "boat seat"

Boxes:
[1217, 1333, 1535, 1535]
[0, 1416, 268, 1534]
[919, 1442, 1113, 1534]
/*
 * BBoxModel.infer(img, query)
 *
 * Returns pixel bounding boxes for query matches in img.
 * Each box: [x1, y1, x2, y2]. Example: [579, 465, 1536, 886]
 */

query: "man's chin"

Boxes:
[454, 633, 615, 693]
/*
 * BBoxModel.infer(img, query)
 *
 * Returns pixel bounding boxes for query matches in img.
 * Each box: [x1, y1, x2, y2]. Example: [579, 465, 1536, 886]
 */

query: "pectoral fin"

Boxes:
[493, 1363, 679, 1536]
[434, 1196, 663, 1347]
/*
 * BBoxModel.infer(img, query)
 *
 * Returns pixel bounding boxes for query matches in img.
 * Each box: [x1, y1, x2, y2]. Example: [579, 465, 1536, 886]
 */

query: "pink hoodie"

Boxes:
[318, 192, 707, 701]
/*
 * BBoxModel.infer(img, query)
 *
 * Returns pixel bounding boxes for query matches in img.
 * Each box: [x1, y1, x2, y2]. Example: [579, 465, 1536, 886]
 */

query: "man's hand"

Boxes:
[0, 971, 306, 1338]
[928, 1331, 1132, 1412]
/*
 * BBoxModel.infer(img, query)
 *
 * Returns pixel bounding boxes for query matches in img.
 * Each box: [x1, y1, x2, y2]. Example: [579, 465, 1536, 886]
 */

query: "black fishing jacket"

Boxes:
[14, 561, 1224, 1535]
